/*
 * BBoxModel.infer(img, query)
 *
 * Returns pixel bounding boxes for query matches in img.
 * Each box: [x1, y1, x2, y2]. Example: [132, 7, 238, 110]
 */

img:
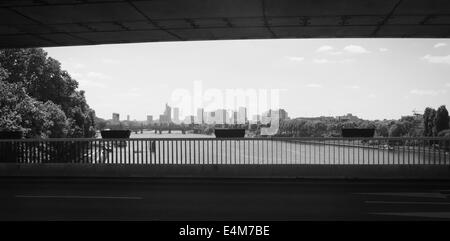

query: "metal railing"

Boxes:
[0, 137, 449, 165]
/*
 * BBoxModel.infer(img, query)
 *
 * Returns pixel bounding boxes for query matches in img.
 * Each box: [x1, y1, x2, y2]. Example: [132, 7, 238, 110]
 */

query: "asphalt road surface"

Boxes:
[1, 177, 450, 220]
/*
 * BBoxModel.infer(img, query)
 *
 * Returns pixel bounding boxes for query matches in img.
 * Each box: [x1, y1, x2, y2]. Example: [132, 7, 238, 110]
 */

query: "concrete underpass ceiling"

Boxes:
[0, 0, 450, 48]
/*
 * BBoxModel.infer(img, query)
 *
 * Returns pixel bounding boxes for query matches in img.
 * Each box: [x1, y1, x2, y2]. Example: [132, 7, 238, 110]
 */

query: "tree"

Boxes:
[95, 117, 107, 131]
[438, 129, 450, 151]
[0, 48, 95, 138]
[423, 107, 437, 136]
[434, 105, 449, 134]
[0, 80, 27, 132]
[41, 101, 68, 138]
[0, 79, 69, 138]
[388, 123, 405, 137]
[375, 121, 389, 137]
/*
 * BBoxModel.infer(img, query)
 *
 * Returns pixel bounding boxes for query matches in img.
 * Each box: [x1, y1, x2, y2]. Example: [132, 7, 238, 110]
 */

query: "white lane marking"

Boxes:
[370, 212, 450, 219]
[356, 192, 447, 199]
[437, 190, 450, 193]
[15, 195, 143, 200]
[366, 201, 450, 205]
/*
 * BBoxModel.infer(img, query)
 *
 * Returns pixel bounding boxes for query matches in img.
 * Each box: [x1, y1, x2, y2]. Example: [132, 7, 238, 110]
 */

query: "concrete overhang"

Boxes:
[1, 0, 449, 48]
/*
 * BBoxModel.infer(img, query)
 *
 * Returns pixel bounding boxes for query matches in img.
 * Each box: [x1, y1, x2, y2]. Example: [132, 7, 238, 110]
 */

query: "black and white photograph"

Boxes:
[1, 0, 450, 238]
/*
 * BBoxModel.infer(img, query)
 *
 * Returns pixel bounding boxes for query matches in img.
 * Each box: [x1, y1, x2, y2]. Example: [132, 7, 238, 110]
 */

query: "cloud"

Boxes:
[368, 94, 376, 98]
[70, 72, 83, 79]
[328, 51, 343, 55]
[446, 83, 450, 87]
[434, 43, 447, 48]
[69, 72, 106, 88]
[422, 54, 450, 64]
[343, 45, 370, 54]
[379, 48, 388, 52]
[312, 58, 355, 64]
[286, 56, 305, 62]
[130, 87, 140, 92]
[101, 58, 121, 64]
[316, 45, 334, 52]
[345, 85, 361, 89]
[306, 83, 322, 88]
[77, 79, 107, 88]
[63, 58, 86, 69]
[313, 58, 331, 64]
[72, 63, 85, 69]
[119, 88, 142, 97]
[339, 58, 356, 63]
[87, 71, 111, 79]
[410, 89, 447, 96]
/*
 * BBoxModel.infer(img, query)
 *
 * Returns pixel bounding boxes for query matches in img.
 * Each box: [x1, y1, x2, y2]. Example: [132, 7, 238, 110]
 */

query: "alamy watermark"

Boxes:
[170, 80, 285, 119]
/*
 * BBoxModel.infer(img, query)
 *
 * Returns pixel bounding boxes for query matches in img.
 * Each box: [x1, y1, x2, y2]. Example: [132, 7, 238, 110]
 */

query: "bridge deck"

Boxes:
[1, 0, 450, 48]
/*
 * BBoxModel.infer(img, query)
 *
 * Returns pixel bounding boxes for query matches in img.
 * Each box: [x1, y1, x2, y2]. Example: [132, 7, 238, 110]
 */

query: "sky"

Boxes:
[44, 38, 450, 121]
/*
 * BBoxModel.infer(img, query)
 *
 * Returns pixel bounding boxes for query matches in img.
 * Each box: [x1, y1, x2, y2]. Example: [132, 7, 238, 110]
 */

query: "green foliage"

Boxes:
[41, 101, 68, 138]
[423, 106, 450, 137]
[0, 48, 95, 138]
[435, 105, 449, 134]
[438, 129, 450, 151]
[388, 123, 405, 137]
[423, 107, 437, 137]
[204, 126, 214, 135]
[0, 80, 69, 138]
[95, 117, 107, 131]
[277, 114, 426, 138]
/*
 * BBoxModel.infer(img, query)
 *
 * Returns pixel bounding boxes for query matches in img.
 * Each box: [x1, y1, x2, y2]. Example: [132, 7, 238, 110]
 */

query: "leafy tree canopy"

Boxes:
[0, 48, 95, 138]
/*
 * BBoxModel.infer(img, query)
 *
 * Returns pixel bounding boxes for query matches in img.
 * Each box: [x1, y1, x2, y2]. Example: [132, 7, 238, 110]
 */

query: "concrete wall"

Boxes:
[1, 164, 450, 180]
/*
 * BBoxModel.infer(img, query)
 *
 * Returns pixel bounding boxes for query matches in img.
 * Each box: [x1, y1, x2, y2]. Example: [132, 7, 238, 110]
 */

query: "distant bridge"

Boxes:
[130, 125, 198, 134]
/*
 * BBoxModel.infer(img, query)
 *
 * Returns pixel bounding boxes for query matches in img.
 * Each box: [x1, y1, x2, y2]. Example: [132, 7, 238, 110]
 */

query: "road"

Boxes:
[1, 178, 450, 220]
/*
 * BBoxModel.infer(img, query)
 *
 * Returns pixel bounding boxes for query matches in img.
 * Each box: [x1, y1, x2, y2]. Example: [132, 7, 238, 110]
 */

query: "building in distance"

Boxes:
[159, 103, 172, 124]
[252, 114, 261, 124]
[205, 111, 215, 125]
[173, 107, 180, 124]
[230, 111, 238, 125]
[196, 108, 204, 124]
[238, 107, 247, 124]
[146, 115, 153, 124]
[183, 115, 195, 125]
[112, 113, 120, 124]
[337, 113, 359, 122]
[215, 109, 227, 125]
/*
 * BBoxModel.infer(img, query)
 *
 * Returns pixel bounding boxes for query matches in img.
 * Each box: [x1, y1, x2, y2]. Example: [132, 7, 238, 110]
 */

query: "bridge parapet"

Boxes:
[0, 137, 448, 166]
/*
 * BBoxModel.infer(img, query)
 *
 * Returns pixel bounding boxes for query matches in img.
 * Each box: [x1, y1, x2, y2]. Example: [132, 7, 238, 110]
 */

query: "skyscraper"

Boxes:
[231, 111, 238, 125]
[205, 111, 215, 125]
[215, 109, 227, 125]
[164, 103, 171, 122]
[196, 108, 204, 124]
[160, 103, 172, 124]
[183, 115, 195, 125]
[238, 107, 247, 124]
[173, 107, 180, 124]
[252, 114, 261, 123]
[146, 115, 153, 124]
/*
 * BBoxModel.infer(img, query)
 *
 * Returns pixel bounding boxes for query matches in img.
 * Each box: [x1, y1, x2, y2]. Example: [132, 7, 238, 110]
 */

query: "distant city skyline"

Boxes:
[108, 104, 290, 125]
[44, 39, 450, 121]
